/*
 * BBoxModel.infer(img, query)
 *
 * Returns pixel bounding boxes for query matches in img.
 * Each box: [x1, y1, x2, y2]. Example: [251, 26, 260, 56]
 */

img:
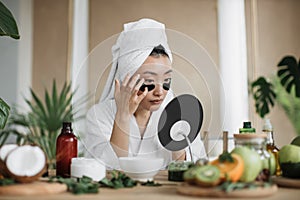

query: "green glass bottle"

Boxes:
[239, 121, 256, 134]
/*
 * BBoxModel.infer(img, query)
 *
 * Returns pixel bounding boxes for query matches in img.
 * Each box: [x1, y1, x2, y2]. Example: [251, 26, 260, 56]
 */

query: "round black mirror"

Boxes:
[158, 94, 204, 151]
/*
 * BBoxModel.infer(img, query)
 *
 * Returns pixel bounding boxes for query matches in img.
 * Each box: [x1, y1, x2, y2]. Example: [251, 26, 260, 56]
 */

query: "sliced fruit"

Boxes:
[183, 166, 199, 184]
[5, 145, 46, 183]
[210, 152, 244, 182]
[194, 165, 221, 187]
[0, 144, 18, 161]
[0, 144, 18, 177]
[195, 158, 208, 166]
[168, 161, 193, 181]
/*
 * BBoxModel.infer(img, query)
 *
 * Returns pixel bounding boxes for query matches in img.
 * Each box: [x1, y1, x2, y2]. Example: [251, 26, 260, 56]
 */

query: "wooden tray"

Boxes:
[271, 176, 300, 188]
[0, 181, 67, 196]
[177, 183, 278, 198]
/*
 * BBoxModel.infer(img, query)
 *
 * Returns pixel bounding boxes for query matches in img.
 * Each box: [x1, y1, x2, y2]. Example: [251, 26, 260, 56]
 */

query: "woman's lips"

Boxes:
[150, 99, 163, 104]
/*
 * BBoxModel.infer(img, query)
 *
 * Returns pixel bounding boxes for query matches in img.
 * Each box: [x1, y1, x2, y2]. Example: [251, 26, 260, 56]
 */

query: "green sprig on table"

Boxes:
[0, 178, 16, 186]
[217, 181, 272, 193]
[99, 171, 137, 189]
[140, 180, 162, 186]
[49, 176, 99, 194]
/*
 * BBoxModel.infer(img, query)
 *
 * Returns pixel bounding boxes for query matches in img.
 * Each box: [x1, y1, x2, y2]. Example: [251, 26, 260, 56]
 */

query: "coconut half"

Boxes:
[0, 144, 18, 177]
[5, 145, 46, 183]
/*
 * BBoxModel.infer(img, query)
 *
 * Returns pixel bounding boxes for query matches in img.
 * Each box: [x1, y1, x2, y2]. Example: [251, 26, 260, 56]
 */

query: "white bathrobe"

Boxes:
[85, 91, 207, 169]
[84, 18, 207, 169]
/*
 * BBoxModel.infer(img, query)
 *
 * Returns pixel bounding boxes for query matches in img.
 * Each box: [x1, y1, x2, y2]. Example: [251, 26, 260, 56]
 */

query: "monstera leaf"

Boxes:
[0, 98, 10, 129]
[251, 77, 276, 118]
[0, 1, 20, 39]
[277, 56, 300, 97]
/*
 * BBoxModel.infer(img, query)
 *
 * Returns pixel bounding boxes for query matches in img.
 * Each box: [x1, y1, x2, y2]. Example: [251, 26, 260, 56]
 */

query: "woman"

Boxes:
[85, 18, 207, 169]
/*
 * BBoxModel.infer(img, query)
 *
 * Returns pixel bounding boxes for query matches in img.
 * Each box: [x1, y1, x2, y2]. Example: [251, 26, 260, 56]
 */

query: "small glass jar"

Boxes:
[234, 133, 271, 181]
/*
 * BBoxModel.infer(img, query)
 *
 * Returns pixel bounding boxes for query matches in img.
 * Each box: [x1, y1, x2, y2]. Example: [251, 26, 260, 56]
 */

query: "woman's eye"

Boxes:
[144, 79, 154, 84]
[164, 78, 171, 83]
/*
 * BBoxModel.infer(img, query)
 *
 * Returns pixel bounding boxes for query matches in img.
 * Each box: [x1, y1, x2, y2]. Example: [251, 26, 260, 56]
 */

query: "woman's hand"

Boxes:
[114, 74, 148, 116]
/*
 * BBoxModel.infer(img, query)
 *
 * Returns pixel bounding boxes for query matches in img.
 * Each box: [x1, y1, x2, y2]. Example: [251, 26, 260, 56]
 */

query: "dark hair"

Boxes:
[149, 44, 169, 58]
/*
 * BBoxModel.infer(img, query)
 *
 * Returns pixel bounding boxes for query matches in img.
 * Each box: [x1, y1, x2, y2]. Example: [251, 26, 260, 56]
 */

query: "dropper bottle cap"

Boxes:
[263, 119, 273, 131]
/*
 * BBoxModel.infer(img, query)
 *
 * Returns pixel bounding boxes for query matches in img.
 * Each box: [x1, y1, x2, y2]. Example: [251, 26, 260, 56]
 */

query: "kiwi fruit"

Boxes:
[194, 165, 221, 187]
[195, 158, 208, 166]
[183, 166, 198, 183]
[168, 161, 193, 181]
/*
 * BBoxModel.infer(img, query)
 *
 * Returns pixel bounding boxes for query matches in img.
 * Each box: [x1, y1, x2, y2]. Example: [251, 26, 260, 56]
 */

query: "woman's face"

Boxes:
[134, 55, 172, 112]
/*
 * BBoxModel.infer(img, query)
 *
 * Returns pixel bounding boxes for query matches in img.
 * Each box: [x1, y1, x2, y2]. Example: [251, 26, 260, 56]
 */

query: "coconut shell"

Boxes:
[0, 159, 10, 178]
[4, 145, 47, 183]
[6, 164, 47, 183]
[0, 144, 18, 178]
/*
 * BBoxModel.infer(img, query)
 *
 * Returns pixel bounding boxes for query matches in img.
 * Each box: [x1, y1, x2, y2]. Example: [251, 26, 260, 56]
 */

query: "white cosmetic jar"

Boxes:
[71, 158, 106, 181]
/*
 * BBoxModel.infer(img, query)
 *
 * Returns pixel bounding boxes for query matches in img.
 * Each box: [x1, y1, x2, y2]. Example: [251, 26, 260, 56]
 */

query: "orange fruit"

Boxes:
[210, 153, 244, 182]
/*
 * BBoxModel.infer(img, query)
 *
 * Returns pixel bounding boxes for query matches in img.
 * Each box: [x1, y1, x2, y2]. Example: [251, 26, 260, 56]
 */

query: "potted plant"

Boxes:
[251, 55, 300, 134]
[0, 81, 88, 173]
[0, 1, 20, 132]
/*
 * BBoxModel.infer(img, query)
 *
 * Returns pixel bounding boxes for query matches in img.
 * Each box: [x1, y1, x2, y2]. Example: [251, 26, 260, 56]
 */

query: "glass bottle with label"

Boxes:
[239, 121, 256, 134]
[262, 119, 281, 176]
[56, 122, 78, 177]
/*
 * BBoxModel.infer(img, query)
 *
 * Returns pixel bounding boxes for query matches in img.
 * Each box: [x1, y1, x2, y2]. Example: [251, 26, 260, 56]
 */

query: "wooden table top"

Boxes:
[0, 171, 299, 200]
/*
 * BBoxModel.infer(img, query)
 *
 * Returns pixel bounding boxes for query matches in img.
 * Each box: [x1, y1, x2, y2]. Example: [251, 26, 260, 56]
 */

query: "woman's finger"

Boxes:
[122, 73, 131, 88]
[114, 79, 120, 97]
[127, 74, 140, 91]
[133, 78, 144, 94]
[137, 86, 148, 103]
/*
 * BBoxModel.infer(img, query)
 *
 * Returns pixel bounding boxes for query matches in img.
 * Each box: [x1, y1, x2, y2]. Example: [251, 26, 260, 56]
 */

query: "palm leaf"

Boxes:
[52, 80, 58, 110]
[277, 56, 300, 97]
[0, 1, 20, 39]
[0, 81, 89, 162]
[251, 77, 276, 118]
[29, 88, 47, 118]
[0, 98, 10, 129]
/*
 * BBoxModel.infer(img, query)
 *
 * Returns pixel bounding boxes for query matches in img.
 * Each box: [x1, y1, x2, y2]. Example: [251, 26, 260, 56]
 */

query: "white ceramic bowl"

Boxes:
[119, 157, 164, 181]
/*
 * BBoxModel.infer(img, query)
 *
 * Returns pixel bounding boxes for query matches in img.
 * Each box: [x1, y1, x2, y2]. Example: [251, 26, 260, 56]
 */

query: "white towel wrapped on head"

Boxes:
[100, 18, 173, 102]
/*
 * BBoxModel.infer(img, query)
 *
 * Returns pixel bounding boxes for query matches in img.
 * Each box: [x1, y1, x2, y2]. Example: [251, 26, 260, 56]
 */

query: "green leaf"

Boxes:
[251, 77, 276, 118]
[0, 178, 16, 186]
[272, 77, 300, 135]
[99, 171, 137, 189]
[49, 176, 99, 194]
[218, 151, 234, 163]
[0, 1, 20, 39]
[140, 180, 161, 187]
[277, 56, 300, 97]
[0, 98, 10, 129]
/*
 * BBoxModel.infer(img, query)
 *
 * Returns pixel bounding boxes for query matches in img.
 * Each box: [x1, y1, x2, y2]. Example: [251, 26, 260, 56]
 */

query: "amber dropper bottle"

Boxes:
[56, 122, 78, 177]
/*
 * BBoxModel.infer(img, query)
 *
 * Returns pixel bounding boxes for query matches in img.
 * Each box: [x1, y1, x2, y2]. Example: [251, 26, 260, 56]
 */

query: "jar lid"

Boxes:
[71, 157, 105, 167]
[234, 133, 267, 139]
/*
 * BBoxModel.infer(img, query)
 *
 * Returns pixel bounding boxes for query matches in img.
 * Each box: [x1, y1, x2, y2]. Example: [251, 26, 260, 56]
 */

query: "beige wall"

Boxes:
[245, 0, 300, 147]
[32, 0, 69, 97]
[31, 0, 300, 148]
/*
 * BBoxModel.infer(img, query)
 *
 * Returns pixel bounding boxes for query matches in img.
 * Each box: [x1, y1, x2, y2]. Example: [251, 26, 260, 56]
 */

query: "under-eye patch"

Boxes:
[139, 84, 155, 92]
[139, 82, 171, 92]
[163, 81, 171, 91]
